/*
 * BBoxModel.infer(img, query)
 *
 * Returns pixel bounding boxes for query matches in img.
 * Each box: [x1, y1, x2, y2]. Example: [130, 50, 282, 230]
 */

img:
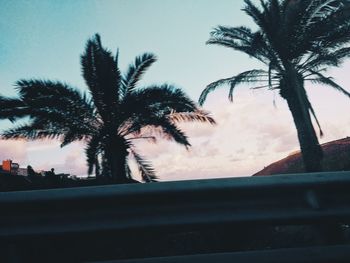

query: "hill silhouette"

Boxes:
[254, 137, 350, 176]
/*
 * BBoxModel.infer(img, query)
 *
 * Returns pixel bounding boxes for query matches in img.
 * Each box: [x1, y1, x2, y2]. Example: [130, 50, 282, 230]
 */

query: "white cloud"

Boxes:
[0, 139, 27, 164]
[32, 142, 88, 176]
[26, 140, 61, 152]
[52, 151, 88, 176]
[144, 87, 350, 181]
[1, 84, 349, 181]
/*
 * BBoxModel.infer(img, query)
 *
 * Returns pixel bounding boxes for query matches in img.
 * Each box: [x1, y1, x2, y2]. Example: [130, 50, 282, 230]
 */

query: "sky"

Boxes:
[0, 0, 350, 181]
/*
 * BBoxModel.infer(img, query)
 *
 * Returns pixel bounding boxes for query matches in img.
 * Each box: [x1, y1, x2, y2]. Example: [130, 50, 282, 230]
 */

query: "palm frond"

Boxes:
[307, 100, 324, 137]
[199, 77, 232, 105]
[15, 79, 95, 117]
[207, 35, 265, 63]
[168, 110, 216, 125]
[304, 0, 345, 26]
[210, 26, 253, 45]
[302, 47, 350, 72]
[130, 149, 157, 183]
[208, 22, 282, 66]
[127, 135, 157, 143]
[309, 70, 350, 98]
[60, 131, 88, 147]
[123, 84, 198, 117]
[199, 69, 268, 105]
[123, 53, 157, 94]
[86, 136, 101, 176]
[81, 34, 121, 124]
[115, 48, 119, 66]
[228, 69, 269, 101]
[298, 85, 325, 137]
[301, 3, 350, 53]
[0, 96, 27, 121]
[125, 114, 191, 147]
[160, 119, 191, 148]
[1, 123, 63, 140]
[16, 79, 81, 101]
[242, 0, 267, 32]
[125, 162, 132, 180]
[15, 79, 98, 133]
[125, 125, 164, 140]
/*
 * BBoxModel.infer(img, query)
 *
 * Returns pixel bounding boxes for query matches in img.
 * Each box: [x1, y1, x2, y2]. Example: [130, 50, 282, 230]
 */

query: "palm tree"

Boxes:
[199, 0, 350, 172]
[0, 34, 215, 183]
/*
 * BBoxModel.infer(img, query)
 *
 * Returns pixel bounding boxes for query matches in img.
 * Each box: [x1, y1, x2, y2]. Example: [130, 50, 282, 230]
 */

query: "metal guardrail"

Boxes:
[1, 171, 350, 262]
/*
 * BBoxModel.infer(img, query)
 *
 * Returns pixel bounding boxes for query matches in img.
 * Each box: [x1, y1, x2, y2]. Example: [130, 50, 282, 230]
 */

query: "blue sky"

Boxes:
[0, 0, 258, 98]
[1, 0, 350, 179]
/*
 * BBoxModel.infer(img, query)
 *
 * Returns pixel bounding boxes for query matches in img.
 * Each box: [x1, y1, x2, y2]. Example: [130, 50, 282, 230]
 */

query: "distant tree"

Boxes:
[27, 165, 37, 179]
[199, 0, 350, 172]
[45, 168, 56, 178]
[0, 34, 215, 183]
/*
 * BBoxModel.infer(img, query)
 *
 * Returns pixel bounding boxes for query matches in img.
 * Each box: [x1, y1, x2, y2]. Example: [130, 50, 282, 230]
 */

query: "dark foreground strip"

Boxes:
[1, 171, 350, 262]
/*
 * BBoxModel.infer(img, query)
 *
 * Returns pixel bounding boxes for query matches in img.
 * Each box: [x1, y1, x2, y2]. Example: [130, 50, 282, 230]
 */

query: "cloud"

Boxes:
[53, 151, 88, 176]
[229, 157, 242, 163]
[236, 148, 245, 154]
[0, 140, 27, 164]
[273, 133, 298, 153]
[26, 141, 88, 176]
[144, 86, 350, 181]
[1, 85, 349, 181]
[26, 140, 61, 152]
[178, 122, 217, 139]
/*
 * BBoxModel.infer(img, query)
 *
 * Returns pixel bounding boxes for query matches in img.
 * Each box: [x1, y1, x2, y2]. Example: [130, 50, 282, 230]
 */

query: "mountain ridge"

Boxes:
[253, 137, 350, 176]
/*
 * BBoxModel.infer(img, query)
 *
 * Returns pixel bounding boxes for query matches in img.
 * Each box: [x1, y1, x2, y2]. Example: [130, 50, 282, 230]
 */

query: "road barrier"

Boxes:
[1, 171, 350, 262]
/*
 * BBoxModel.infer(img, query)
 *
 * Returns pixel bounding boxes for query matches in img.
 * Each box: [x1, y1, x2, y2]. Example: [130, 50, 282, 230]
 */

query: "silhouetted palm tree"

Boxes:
[0, 34, 215, 182]
[199, 0, 350, 172]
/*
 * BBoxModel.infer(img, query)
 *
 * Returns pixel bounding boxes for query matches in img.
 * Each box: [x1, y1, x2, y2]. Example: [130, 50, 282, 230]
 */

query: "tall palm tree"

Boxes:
[0, 34, 215, 183]
[199, 0, 350, 172]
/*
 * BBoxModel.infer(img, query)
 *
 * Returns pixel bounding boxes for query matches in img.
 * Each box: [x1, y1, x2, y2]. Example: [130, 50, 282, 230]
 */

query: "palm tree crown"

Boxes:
[200, 0, 350, 172]
[0, 34, 215, 182]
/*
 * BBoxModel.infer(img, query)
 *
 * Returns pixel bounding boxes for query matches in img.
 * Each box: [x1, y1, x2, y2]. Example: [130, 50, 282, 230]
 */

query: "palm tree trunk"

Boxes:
[110, 150, 127, 182]
[280, 67, 323, 173]
[105, 137, 128, 183]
